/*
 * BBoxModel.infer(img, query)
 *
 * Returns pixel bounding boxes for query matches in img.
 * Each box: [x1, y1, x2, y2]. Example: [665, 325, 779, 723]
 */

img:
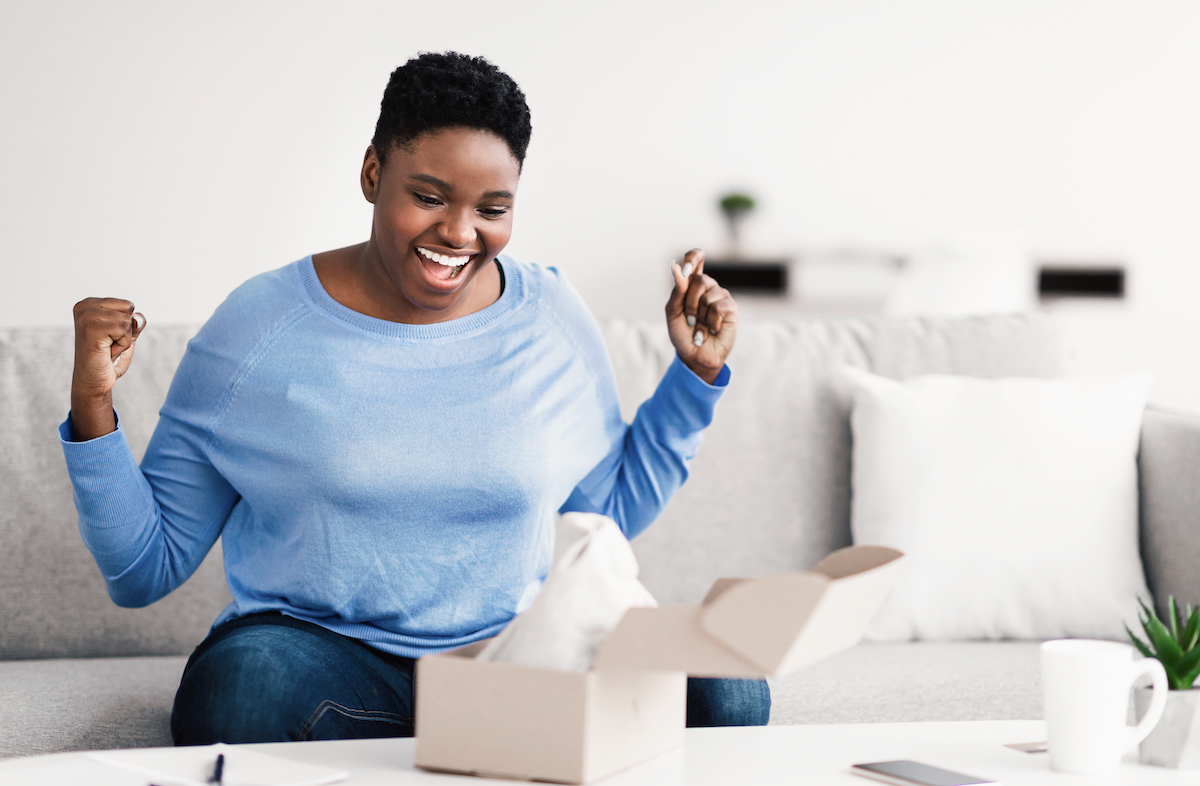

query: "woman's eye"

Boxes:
[479, 207, 508, 218]
[414, 193, 442, 206]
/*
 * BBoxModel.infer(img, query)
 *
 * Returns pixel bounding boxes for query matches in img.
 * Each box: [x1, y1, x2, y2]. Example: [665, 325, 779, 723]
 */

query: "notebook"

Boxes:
[88, 743, 349, 786]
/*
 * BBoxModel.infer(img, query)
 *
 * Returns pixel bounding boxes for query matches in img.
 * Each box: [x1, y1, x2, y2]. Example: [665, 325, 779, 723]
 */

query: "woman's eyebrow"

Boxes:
[408, 174, 512, 201]
[409, 173, 453, 192]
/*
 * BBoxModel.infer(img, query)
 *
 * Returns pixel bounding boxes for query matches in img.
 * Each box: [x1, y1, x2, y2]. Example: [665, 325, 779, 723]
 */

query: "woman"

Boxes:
[63, 52, 769, 743]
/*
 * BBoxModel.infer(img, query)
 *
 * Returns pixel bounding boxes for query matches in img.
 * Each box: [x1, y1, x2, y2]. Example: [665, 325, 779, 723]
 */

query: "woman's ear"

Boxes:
[361, 145, 381, 203]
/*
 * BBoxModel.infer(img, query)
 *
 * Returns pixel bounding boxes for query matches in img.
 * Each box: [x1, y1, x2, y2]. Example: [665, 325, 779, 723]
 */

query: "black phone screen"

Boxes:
[852, 760, 994, 786]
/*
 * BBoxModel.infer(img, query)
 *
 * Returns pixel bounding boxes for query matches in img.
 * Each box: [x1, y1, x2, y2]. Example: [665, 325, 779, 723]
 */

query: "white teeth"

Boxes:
[418, 247, 471, 267]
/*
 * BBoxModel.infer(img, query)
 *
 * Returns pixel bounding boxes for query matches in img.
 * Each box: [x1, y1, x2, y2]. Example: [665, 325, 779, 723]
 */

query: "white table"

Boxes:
[0, 721, 1194, 785]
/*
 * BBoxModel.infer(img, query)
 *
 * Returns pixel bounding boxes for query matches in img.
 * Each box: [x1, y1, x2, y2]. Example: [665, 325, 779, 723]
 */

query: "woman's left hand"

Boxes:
[666, 248, 738, 385]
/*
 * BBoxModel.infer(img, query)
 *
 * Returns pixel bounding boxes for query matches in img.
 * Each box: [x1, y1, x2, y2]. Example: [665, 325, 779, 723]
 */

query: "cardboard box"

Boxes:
[414, 544, 904, 783]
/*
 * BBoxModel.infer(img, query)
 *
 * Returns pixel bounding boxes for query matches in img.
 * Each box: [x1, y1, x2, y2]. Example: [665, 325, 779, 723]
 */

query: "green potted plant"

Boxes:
[1127, 596, 1200, 768]
[718, 192, 756, 260]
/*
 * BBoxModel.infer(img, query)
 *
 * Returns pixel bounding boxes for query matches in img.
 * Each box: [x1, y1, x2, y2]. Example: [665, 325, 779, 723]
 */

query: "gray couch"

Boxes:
[3, 314, 1199, 760]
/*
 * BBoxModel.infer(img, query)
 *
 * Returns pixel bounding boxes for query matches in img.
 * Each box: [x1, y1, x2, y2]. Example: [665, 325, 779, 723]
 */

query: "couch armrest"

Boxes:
[1139, 405, 1200, 616]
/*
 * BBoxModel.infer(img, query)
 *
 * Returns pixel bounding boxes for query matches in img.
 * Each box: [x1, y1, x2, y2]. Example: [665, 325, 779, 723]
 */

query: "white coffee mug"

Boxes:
[1041, 639, 1168, 775]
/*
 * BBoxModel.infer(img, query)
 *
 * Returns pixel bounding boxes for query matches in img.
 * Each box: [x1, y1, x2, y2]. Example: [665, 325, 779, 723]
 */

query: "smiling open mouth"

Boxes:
[418, 247, 472, 267]
[417, 247, 474, 281]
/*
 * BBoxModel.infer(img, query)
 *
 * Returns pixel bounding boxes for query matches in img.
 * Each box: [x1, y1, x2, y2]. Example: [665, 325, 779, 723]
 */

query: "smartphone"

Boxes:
[850, 760, 998, 786]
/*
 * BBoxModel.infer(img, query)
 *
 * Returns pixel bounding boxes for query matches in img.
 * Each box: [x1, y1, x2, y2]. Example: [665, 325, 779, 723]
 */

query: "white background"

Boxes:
[3, 1, 1198, 409]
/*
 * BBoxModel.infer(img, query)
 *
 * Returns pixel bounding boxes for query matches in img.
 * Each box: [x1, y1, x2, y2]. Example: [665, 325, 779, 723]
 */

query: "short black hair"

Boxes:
[372, 52, 532, 169]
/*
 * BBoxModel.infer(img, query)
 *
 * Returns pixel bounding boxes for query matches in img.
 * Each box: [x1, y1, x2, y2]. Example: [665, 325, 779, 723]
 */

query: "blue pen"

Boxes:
[209, 752, 225, 785]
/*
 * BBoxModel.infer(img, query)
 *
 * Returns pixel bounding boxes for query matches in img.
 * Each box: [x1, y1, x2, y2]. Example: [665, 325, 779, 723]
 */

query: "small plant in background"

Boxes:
[718, 192, 756, 259]
[1127, 596, 1200, 690]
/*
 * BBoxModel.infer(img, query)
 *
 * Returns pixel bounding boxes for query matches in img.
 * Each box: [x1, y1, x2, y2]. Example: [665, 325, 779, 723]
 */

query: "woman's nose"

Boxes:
[438, 209, 475, 248]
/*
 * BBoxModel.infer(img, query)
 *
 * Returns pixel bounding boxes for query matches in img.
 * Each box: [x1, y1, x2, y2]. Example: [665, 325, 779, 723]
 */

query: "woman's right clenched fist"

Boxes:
[70, 298, 146, 441]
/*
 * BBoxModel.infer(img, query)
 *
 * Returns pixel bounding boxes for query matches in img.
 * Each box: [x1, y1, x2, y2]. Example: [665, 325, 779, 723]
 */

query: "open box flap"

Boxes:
[593, 545, 904, 679]
[700, 546, 905, 676]
[590, 605, 765, 677]
[810, 544, 905, 580]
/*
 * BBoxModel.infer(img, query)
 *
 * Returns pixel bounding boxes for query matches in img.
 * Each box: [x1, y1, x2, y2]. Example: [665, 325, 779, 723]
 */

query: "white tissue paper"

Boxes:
[475, 512, 657, 673]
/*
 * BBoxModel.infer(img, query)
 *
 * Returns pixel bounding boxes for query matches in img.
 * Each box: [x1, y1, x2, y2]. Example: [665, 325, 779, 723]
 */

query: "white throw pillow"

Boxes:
[842, 366, 1153, 641]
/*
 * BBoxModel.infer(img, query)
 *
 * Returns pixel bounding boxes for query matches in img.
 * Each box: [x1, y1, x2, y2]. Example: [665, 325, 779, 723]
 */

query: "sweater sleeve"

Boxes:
[559, 354, 730, 540]
[58, 268, 308, 608]
[59, 374, 239, 608]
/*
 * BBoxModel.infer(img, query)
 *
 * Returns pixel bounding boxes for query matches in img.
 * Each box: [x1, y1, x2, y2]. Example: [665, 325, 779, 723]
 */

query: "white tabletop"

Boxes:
[0, 721, 1194, 785]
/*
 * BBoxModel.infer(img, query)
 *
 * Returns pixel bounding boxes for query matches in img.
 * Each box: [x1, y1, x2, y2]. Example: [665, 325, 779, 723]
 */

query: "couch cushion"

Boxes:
[846, 368, 1151, 642]
[767, 641, 1043, 725]
[0, 656, 184, 759]
[603, 313, 1064, 605]
[1139, 405, 1200, 617]
[0, 645, 1041, 760]
[0, 326, 229, 660]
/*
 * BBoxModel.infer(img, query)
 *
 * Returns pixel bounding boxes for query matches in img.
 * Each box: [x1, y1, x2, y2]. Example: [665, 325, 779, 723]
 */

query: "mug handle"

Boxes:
[1126, 657, 1168, 750]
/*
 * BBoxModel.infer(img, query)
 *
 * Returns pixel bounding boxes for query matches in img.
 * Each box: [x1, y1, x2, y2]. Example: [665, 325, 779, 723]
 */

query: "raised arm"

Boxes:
[561, 249, 738, 538]
[62, 300, 235, 607]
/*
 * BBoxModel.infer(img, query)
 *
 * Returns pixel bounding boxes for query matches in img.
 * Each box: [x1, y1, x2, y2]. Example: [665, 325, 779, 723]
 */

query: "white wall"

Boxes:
[3, 1, 1199, 408]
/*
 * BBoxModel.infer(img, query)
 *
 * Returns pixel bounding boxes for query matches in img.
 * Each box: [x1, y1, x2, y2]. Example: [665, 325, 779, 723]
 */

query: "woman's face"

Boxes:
[362, 126, 520, 323]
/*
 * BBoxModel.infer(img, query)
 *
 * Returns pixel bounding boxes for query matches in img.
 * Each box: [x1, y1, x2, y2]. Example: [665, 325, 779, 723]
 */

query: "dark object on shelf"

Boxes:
[718, 192, 757, 258]
[702, 260, 788, 294]
[1038, 266, 1125, 299]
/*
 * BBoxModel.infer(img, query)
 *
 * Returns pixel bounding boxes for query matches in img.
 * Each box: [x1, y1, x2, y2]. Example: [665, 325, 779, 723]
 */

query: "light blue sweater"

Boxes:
[60, 256, 728, 657]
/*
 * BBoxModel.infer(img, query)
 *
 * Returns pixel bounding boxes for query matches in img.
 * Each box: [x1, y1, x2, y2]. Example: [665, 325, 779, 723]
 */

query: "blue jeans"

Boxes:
[171, 612, 770, 744]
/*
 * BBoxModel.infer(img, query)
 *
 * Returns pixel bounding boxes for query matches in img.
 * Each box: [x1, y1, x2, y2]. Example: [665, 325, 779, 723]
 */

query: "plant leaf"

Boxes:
[1139, 597, 1159, 639]
[1175, 646, 1200, 680]
[1181, 662, 1200, 691]
[1170, 596, 1182, 642]
[1144, 611, 1184, 667]
[1127, 624, 1155, 659]
[1183, 608, 1200, 653]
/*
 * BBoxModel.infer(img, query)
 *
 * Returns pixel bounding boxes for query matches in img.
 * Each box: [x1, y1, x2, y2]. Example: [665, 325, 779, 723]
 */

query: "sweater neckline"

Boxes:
[295, 255, 523, 340]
